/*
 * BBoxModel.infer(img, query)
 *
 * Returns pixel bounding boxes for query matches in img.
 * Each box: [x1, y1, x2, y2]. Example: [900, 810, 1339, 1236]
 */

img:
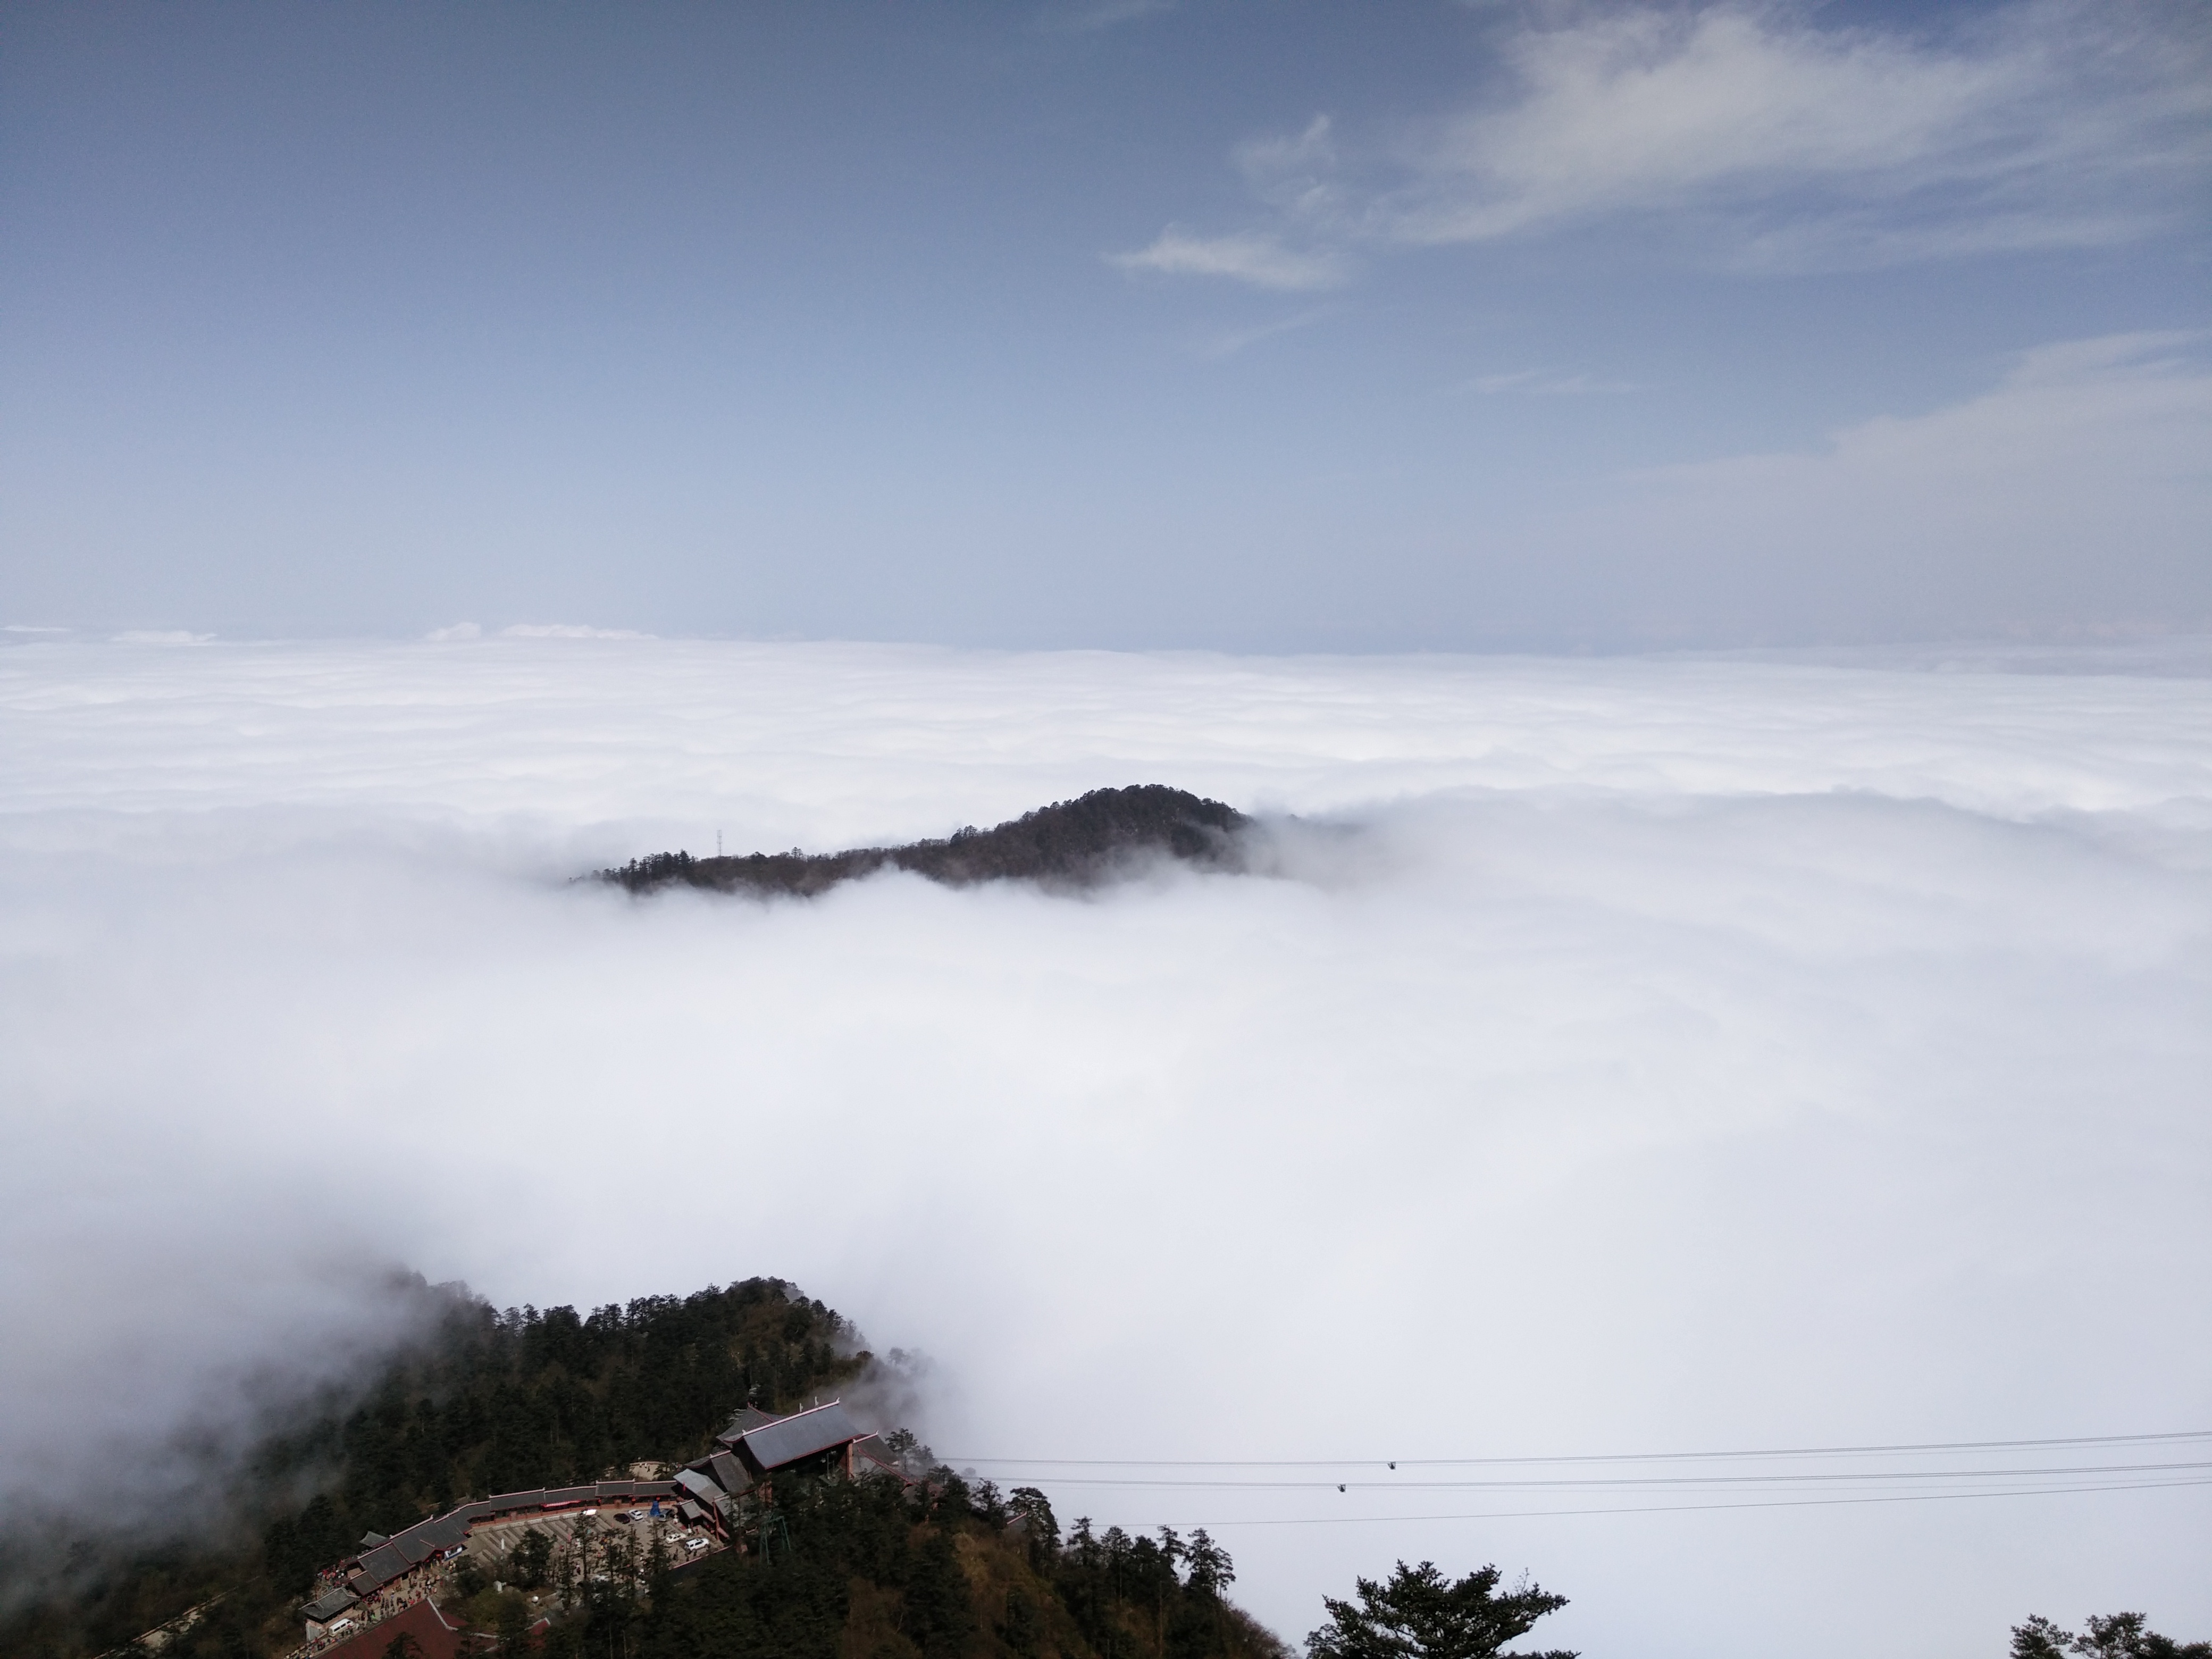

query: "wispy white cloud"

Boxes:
[1629, 330, 2211, 518]
[1234, 114, 1343, 214]
[1110, 227, 1350, 291]
[1551, 332, 2212, 638]
[1196, 307, 1335, 360]
[1112, 120, 1351, 291]
[1035, 0, 1173, 33]
[1389, 0, 2211, 265]
[1124, 0, 2212, 284]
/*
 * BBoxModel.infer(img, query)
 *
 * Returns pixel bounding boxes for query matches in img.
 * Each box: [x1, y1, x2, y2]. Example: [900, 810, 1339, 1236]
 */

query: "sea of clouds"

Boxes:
[2, 636, 2207, 1654]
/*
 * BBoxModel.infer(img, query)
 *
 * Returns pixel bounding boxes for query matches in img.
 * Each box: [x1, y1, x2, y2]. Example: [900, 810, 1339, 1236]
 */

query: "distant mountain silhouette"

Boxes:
[600, 785, 1250, 898]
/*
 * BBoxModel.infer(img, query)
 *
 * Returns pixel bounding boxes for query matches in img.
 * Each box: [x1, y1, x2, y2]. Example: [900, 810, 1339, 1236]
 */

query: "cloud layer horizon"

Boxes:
[2, 637, 2206, 1654]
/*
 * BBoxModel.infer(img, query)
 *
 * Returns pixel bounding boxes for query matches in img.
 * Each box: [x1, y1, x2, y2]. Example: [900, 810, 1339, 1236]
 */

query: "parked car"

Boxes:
[685, 1538, 709, 1553]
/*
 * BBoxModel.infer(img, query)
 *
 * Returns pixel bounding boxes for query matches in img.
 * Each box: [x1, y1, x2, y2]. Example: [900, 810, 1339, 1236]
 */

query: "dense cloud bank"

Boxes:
[1, 639, 2207, 1655]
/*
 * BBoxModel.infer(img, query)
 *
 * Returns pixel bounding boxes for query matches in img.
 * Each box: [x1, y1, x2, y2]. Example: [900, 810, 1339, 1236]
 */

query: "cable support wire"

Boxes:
[943, 1427, 2212, 1471]
[973, 1457, 2212, 1493]
[947, 1432, 2212, 1529]
[1161, 1473, 2212, 1528]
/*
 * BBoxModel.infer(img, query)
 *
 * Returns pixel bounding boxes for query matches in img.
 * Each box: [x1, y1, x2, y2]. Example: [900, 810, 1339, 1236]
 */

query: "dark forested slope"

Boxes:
[601, 785, 1250, 899]
[2, 1276, 1288, 1659]
[629, 1471, 1288, 1659]
[3, 1279, 862, 1658]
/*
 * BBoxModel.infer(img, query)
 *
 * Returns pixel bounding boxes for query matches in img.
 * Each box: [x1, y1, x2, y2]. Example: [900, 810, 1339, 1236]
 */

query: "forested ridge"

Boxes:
[600, 785, 1250, 900]
[259, 1281, 865, 1597]
[0, 1276, 1290, 1659]
[2, 1278, 862, 1659]
[9, 1268, 2164, 1659]
[555, 1461, 1290, 1659]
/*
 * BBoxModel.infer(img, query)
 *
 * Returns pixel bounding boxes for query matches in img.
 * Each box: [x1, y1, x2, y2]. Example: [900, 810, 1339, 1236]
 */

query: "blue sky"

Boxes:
[3, 0, 2206, 648]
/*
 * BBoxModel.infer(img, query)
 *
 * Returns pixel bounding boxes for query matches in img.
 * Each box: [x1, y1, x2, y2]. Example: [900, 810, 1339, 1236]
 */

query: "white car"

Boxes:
[684, 1538, 710, 1553]
[629, 1509, 649, 1521]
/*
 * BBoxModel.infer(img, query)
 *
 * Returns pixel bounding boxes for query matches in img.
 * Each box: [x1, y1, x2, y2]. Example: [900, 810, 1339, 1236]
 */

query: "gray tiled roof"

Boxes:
[355, 1541, 409, 1585]
[707, 1451, 748, 1494]
[307, 1463, 755, 1601]
[673, 1468, 723, 1505]
[850, 1437, 911, 1482]
[302, 1587, 358, 1622]
[420, 1514, 470, 1551]
[734, 1400, 864, 1477]
[715, 1405, 782, 1447]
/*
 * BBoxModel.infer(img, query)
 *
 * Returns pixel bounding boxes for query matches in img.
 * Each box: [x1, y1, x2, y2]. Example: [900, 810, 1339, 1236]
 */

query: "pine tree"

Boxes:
[1306, 1561, 1573, 1659]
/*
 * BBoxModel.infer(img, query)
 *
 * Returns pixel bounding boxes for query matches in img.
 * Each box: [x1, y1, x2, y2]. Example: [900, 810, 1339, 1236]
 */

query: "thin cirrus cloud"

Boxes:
[1568, 331, 2212, 636]
[1117, 0, 2212, 286]
[1197, 307, 1337, 360]
[1036, 0, 1175, 33]
[1109, 226, 1352, 292]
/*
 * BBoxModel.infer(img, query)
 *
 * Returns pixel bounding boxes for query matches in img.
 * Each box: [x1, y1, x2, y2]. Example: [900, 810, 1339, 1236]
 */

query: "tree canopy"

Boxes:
[2013, 1612, 2211, 1658]
[1, 1275, 1295, 1659]
[1305, 1561, 1574, 1659]
[600, 784, 1250, 899]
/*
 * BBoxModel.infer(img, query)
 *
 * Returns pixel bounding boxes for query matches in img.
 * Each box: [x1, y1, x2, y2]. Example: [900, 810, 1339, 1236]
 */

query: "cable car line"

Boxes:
[1163, 1473, 2212, 1528]
[976, 1457, 2212, 1492]
[942, 1427, 2212, 1471]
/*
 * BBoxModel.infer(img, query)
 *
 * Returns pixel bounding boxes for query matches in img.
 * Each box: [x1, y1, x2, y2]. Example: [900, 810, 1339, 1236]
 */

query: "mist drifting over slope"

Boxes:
[1, 638, 2207, 1655]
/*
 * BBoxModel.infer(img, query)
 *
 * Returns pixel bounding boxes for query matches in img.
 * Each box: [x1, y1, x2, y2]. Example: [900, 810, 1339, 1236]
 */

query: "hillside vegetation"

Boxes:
[529, 1461, 1289, 1659]
[600, 786, 1250, 899]
[0, 1277, 1287, 1659]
